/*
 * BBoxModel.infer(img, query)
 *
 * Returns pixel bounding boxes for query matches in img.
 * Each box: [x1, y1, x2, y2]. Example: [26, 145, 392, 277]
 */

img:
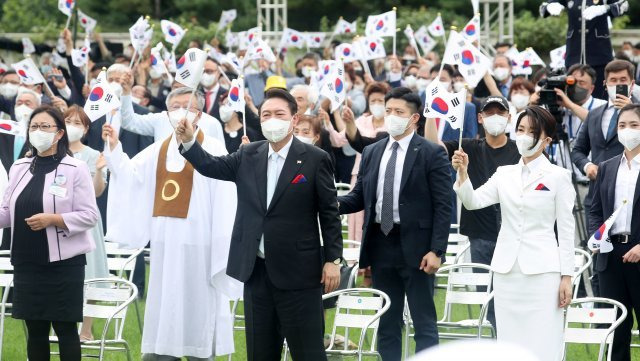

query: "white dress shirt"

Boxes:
[601, 101, 617, 139]
[375, 133, 413, 224]
[611, 152, 640, 235]
[258, 136, 293, 258]
[521, 154, 547, 184]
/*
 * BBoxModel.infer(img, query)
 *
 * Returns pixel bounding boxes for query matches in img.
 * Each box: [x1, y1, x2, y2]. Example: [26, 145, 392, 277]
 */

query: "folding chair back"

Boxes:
[324, 288, 390, 361]
[104, 241, 143, 282]
[564, 297, 627, 361]
[572, 248, 593, 298]
[439, 263, 493, 323]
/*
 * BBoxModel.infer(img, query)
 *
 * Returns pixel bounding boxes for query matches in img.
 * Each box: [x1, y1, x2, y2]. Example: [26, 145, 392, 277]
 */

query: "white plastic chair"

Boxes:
[343, 240, 361, 288]
[0, 251, 13, 361]
[403, 263, 494, 359]
[284, 288, 390, 361]
[563, 297, 628, 361]
[573, 248, 593, 299]
[228, 297, 245, 361]
[435, 241, 470, 290]
[50, 278, 138, 361]
[104, 241, 144, 333]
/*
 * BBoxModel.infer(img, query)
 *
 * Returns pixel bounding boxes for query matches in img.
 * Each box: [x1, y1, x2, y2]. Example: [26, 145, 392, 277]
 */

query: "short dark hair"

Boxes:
[605, 59, 636, 80]
[63, 105, 91, 130]
[430, 64, 455, 78]
[515, 106, 557, 150]
[260, 88, 298, 115]
[302, 52, 320, 63]
[619, 104, 640, 120]
[494, 42, 512, 49]
[567, 64, 597, 85]
[365, 81, 391, 100]
[508, 77, 535, 98]
[28, 105, 72, 158]
[384, 87, 422, 115]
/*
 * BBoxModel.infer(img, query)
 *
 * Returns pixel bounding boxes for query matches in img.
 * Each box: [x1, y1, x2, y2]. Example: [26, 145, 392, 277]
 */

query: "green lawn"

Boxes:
[2, 273, 639, 360]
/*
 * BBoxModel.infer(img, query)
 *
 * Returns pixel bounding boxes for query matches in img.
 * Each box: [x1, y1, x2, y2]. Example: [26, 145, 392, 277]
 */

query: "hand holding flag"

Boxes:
[588, 200, 627, 254]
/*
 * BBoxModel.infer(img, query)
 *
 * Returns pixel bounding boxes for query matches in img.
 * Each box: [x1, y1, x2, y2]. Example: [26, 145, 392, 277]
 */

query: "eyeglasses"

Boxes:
[29, 124, 58, 132]
[168, 105, 199, 113]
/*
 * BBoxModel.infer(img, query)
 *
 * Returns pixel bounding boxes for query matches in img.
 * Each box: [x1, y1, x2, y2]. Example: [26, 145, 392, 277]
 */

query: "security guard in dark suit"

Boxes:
[540, 0, 629, 99]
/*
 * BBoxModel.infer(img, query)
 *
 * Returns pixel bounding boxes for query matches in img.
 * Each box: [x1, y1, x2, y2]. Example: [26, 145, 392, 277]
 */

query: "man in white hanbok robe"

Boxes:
[103, 125, 241, 360]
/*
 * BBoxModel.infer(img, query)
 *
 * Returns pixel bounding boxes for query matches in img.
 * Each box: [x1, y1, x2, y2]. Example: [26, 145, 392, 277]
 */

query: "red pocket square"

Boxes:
[535, 183, 550, 191]
[292, 174, 307, 184]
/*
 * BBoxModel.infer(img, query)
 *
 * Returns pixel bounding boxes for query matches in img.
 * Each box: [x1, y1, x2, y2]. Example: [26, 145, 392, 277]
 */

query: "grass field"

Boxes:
[2, 271, 639, 360]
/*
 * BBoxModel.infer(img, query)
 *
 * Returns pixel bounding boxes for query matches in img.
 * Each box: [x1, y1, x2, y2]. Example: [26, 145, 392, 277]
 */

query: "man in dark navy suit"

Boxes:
[589, 104, 640, 361]
[338, 87, 452, 361]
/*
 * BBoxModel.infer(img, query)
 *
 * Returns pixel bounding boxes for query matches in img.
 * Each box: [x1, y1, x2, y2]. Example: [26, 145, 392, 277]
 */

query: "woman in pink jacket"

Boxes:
[0, 106, 99, 361]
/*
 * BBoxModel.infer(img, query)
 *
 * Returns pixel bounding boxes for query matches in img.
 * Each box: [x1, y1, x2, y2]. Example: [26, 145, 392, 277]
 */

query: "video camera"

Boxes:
[537, 71, 576, 114]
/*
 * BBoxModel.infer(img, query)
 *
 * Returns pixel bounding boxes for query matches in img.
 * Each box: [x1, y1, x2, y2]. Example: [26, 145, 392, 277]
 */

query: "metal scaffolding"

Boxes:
[257, 0, 287, 44]
[480, 0, 514, 54]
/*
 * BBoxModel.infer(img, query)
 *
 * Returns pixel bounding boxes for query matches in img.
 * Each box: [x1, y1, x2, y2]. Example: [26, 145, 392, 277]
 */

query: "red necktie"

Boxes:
[205, 91, 213, 113]
[435, 118, 441, 130]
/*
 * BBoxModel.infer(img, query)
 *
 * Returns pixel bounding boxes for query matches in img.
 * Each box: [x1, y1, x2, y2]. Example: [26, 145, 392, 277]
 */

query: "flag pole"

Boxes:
[437, 26, 456, 81]
[64, 9, 73, 31]
[392, 7, 397, 56]
[129, 49, 137, 68]
[407, 25, 421, 58]
[458, 84, 469, 150]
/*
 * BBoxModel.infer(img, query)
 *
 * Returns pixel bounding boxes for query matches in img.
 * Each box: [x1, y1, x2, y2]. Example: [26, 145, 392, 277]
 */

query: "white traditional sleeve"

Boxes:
[556, 169, 576, 276]
[120, 94, 158, 137]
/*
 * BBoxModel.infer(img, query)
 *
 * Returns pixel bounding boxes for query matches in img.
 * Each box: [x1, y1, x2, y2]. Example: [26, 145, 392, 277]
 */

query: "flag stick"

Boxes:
[42, 81, 55, 99]
[242, 110, 247, 137]
[129, 49, 138, 68]
[392, 7, 397, 56]
[458, 85, 468, 150]
[64, 14, 72, 31]
[85, 62, 89, 85]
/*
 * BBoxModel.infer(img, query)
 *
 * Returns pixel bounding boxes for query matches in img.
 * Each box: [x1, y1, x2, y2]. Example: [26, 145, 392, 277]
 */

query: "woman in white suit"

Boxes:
[452, 106, 575, 361]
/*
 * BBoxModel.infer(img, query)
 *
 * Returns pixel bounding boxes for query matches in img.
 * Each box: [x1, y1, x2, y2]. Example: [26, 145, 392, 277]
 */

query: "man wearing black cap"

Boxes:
[425, 95, 521, 330]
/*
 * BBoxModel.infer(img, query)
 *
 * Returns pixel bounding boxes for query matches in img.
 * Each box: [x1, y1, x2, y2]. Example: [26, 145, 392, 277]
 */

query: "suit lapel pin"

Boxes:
[297, 160, 302, 164]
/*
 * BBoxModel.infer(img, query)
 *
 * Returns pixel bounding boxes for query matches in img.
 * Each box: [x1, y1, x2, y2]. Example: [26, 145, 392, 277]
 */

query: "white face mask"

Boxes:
[149, 67, 163, 80]
[607, 84, 631, 102]
[168, 108, 197, 128]
[353, 83, 365, 92]
[0, 83, 19, 98]
[511, 94, 530, 110]
[617, 128, 640, 151]
[219, 105, 234, 123]
[200, 72, 218, 88]
[453, 81, 465, 93]
[261, 118, 291, 143]
[369, 103, 386, 119]
[301, 66, 314, 78]
[482, 114, 509, 136]
[623, 50, 633, 59]
[416, 78, 431, 92]
[131, 96, 141, 105]
[295, 135, 314, 145]
[66, 125, 85, 143]
[29, 129, 58, 153]
[14, 104, 34, 125]
[493, 67, 510, 82]
[404, 75, 417, 89]
[385, 114, 411, 137]
[123, 47, 134, 59]
[109, 81, 123, 98]
[515, 134, 544, 157]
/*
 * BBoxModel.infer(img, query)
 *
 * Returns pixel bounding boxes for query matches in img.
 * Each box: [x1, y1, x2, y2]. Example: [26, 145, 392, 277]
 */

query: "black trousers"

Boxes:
[244, 258, 327, 361]
[368, 224, 439, 361]
[598, 242, 640, 361]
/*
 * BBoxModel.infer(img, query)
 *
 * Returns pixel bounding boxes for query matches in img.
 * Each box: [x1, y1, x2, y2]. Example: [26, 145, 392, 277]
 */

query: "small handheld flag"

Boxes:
[161, 20, 186, 47]
[334, 18, 357, 35]
[414, 26, 437, 54]
[423, 80, 466, 130]
[58, 0, 75, 17]
[175, 48, 207, 89]
[428, 15, 445, 37]
[461, 14, 480, 43]
[227, 78, 246, 113]
[11, 58, 46, 85]
[549, 45, 567, 71]
[71, 37, 91, 68]
[334, 43, 359, 63]
[365, 11, 397, 38]
[320, 60, 346, 112]
[442, 30, 491, 87]
[130, 16, 153, 52]
[0, 119, 25, 136]
[22, 38, 35, 55]
[304, 33, 326, 49]
[83, 71, 121, 122]
[78, 10, 98, 33]
[218, 9, 237, 31]
[587, 200, 627, 254]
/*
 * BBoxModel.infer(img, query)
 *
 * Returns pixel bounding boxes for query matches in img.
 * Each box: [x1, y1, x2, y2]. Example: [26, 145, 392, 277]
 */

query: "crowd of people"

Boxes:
[0, 2, 639, 361]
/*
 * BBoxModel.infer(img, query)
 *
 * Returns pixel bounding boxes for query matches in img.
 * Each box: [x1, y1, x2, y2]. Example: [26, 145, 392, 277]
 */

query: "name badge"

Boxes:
[49, 185, 67, 198]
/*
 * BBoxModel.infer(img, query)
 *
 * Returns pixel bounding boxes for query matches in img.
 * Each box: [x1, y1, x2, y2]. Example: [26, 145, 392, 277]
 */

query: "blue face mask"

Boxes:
[40, 65, 53, 76]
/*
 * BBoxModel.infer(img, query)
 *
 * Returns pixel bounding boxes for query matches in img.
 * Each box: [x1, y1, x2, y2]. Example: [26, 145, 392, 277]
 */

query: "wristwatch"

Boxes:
[333, 257, 343, 265]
